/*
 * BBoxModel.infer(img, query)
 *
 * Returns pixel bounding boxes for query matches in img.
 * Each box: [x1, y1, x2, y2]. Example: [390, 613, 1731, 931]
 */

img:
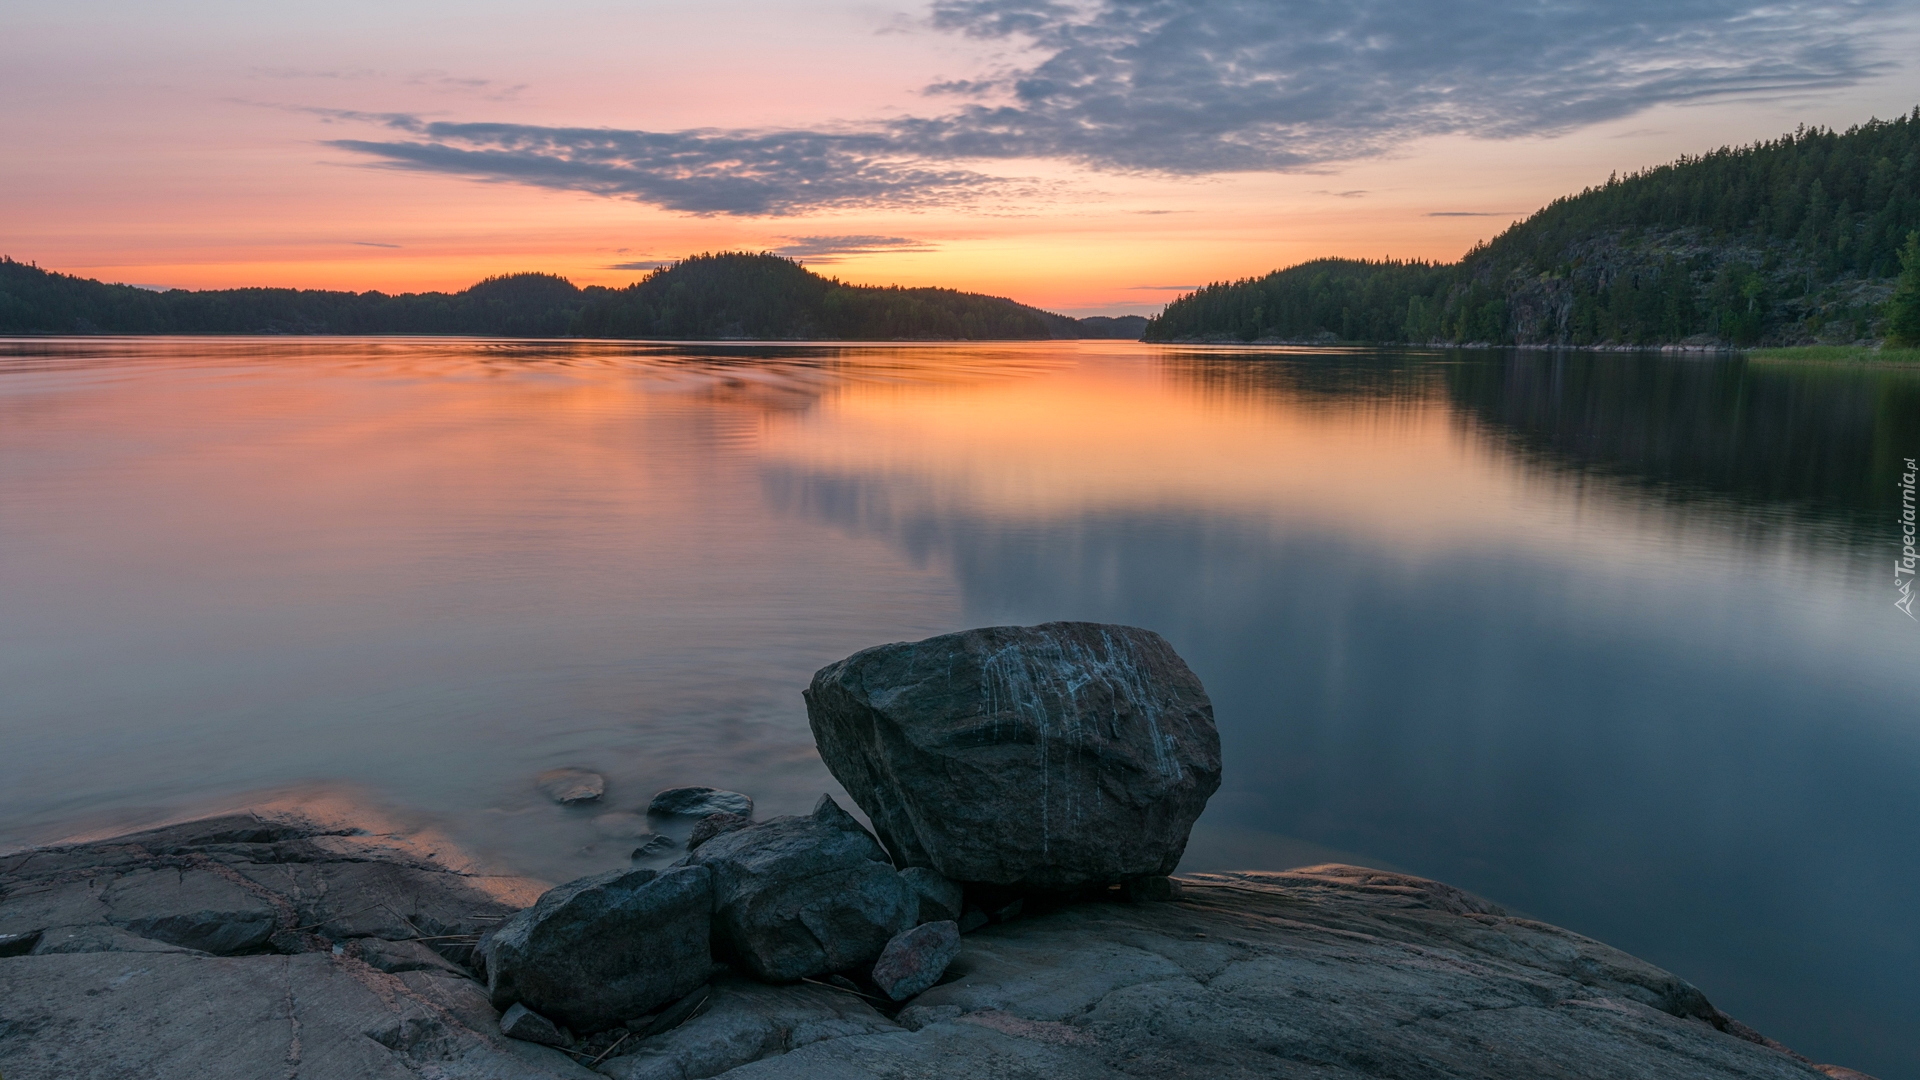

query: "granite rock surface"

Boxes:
[805, 622, 1222, 889]
[0, 810, 1879, 1080]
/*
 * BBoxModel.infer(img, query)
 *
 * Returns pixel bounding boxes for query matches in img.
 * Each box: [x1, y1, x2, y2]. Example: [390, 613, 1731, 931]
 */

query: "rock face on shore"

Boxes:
[0, 809, 1872, 1079]
[805, 622, 1222, 889]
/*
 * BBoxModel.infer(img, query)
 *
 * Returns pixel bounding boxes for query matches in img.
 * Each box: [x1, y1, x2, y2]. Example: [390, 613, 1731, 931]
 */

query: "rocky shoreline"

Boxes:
[0, 623, 1884, 1079]
[0, 804, 1876, 1080]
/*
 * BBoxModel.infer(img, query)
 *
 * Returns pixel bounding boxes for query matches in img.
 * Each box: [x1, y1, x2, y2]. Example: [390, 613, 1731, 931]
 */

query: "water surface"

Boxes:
[1, 338, 1915, 1077]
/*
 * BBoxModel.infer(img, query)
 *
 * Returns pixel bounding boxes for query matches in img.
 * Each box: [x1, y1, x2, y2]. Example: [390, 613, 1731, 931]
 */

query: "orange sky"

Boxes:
[4, 1, 1917, 316]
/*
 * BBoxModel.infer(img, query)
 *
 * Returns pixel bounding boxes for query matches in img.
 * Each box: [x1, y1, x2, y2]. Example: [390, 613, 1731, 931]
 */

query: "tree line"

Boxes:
[0, 253, 1147, 341]
[1147, 107, 1920, 347]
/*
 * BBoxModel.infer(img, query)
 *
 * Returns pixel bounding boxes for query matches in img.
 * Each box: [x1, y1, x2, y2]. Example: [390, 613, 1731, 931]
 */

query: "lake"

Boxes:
[1, 338, 1915, 1077]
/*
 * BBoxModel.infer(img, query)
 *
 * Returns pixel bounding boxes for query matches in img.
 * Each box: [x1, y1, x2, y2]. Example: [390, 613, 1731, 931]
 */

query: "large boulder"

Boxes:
[481, 864, 712, 1034]
[805, 622, 1221, 890]
[684, 795, 915, 983]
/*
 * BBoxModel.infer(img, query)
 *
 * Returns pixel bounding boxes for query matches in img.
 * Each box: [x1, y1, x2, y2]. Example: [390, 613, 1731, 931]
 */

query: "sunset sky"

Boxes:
[6, 0, 1919, 315]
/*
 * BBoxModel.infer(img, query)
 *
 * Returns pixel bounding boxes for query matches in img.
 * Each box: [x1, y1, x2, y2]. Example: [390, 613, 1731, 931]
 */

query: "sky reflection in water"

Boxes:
[0, 339, 1914, 1076]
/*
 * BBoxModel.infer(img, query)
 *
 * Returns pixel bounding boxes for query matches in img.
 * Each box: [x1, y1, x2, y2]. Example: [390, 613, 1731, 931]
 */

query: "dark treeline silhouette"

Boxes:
[1148, 108, 1920, 347]
[572, 253, 1141, 339]
[0, 252, 1147, 341]
[0, 263, 598, 336]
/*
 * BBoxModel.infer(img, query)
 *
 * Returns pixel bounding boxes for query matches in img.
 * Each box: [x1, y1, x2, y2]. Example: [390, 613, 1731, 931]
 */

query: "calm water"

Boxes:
[2, 338, 1916, 1076]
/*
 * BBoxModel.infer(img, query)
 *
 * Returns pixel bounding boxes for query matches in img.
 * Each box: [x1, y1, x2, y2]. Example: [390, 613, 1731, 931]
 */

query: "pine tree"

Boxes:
[1888, 231, 1920, 347]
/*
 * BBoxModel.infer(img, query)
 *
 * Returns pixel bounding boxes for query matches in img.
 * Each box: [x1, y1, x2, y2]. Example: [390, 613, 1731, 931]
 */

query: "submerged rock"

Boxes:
[684, 795, 915, 983]
[871, 920, 961, 1000]
[481, 864, 712, 1033]
[647, 786, 753, 819]
[536, 767, 606, 805]
[806, 622, 1222, 889]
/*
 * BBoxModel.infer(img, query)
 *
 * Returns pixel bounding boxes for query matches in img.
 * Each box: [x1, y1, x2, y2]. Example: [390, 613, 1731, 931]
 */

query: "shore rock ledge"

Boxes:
[805, 622, 1222, 889]
[0, 814, 1878, 1080]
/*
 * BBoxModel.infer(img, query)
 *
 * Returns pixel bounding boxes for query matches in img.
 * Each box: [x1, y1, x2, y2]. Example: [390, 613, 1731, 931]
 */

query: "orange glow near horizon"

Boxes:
[5, 4, 1917, 315]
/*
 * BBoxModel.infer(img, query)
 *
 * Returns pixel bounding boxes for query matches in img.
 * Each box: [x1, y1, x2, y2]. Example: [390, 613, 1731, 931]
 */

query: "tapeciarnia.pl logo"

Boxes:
[1898, 457, 1917, 620]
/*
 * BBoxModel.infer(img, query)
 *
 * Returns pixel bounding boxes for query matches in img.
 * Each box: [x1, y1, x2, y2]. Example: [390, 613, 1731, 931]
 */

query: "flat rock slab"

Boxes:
[0, 808, 567, 1079]
[598, 976, 899, 1080]
[619, 865, 1858, 1080]
[0, 811, 1875, 1080]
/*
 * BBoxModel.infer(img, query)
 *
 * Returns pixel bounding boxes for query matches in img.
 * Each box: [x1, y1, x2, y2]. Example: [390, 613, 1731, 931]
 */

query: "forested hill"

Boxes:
[0, 253, 1145, 340]
[571, 253, 1143, 339]
[1146, 108, 1920, 347]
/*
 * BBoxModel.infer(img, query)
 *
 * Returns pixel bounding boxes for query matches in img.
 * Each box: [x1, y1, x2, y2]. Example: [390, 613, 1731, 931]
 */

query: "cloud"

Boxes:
[606, 260, 675, 271]
[326, 116, 1018, 216]
[1128, 284, 1201, 291]
[1425, 211, 1519, 217]
[317, 0, 1898, 214]
[773, 235, 936, 260]
[350, 241, 401, 248]
[915, 0, 1897, 171]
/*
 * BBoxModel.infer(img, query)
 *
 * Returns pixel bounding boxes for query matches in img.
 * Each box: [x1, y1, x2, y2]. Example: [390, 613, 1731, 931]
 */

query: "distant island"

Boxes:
[1146, 107, 1920, 349]
[0, 252, 1147, 342]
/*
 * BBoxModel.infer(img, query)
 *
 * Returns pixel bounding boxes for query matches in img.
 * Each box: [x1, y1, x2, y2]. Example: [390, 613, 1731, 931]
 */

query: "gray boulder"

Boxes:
[685, 795, 915, 983]
[805, 622, 1221, 889]
[899, 867, 963, 924]
[871, 920, 961, 1000]
[648, 787, 753, 818]
[481, 864, 712, 1033]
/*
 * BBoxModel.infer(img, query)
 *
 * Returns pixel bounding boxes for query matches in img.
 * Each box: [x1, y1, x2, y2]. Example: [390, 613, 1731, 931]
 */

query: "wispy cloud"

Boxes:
[350, 240, 401, 248]
[1128, 284, 1201, 291]
[318, 0, 1898, 215]
[325, 116, 1019, 216]
[606, 259, 675, 271]
[773, 235, 936, 260]
[1425, 211, 1520, 217]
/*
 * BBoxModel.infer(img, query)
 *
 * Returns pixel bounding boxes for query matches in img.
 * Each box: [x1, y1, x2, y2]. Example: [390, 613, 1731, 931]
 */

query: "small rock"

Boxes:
[956, 909, 989, 934]
[687, 812, 751, 851]
[805, 622, 1221, 889]
[899, 867, 963, 924]
[499, 1001, 571, 1047]
[648, 787, 753, 818]
[871, 920, 961, 1001]
[482, 864, 712, 1033]
[684, 795, 915, 983]
[991, 898, 1024, 923]
[536, 767, 606, 805]
[631, 834, 677, 859]
[896, 1003, 962, 1031]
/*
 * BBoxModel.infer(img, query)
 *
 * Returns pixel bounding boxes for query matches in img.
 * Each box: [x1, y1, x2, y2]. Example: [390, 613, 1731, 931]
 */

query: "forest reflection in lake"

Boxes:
[0, 339, 1914, 1076]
